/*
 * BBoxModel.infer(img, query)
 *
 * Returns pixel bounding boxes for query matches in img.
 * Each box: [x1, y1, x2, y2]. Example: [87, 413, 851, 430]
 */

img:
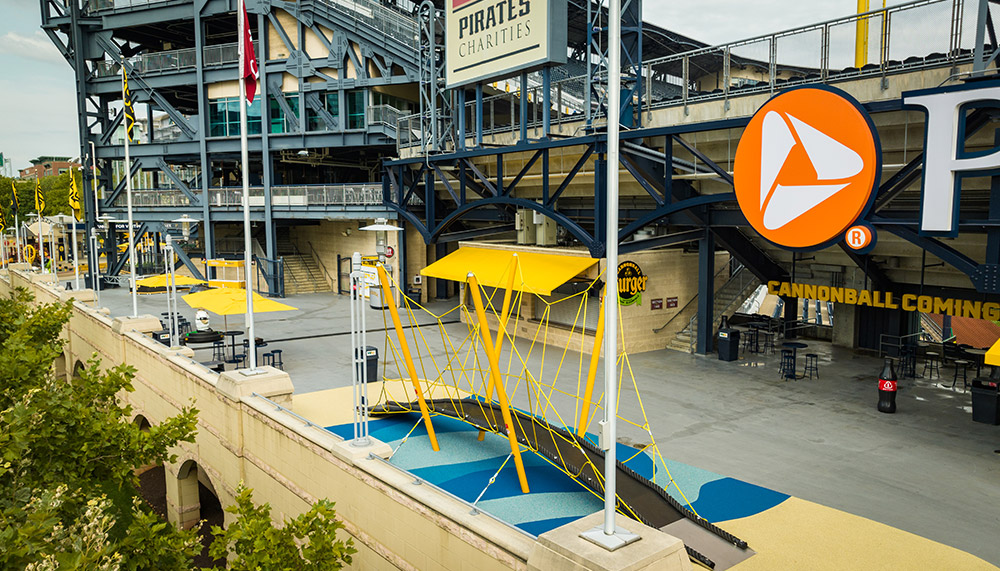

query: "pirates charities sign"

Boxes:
[446, 0, 566, 88]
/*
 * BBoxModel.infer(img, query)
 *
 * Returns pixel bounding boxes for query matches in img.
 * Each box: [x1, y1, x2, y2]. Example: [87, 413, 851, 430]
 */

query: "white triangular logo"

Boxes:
[759, 112, 865, 230]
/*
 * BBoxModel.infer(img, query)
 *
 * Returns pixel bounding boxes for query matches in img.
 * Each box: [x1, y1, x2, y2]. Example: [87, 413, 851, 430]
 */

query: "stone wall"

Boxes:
[0, 268, 531, 570]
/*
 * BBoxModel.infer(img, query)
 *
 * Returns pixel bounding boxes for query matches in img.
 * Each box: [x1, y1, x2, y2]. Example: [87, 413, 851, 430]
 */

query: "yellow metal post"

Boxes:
[855, 0, 870, 67]
[469, 273, 530, 493]
[484, 254, 519, 402]
[578, 296, 604, 437]
[377, 264, 439, 451]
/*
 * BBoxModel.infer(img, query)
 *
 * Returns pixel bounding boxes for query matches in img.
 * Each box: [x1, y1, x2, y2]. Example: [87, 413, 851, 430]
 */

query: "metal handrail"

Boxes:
[309, 0, 418, 49]
[93, 41, 257, 78]
[250, 393, 317, 428]
[306, 241, 333, 290]
[653, 262, 746, 334]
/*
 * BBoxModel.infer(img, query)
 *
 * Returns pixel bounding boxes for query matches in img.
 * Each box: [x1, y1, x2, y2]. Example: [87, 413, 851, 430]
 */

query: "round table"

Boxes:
[224, 330, 245, 363]
[964, 348, 988, 376]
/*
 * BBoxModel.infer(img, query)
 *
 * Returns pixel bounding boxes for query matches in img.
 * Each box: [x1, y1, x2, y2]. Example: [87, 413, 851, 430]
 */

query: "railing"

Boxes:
[111, 189, 193, 207]
[399, 0, 977, 151]
[370, 104, 404, 131]
[307, 241, 333, 291]
[642, 0, 970, 107]
[84, 0, 172, 11]
[311, 0, 418, 50]
[110, 183, 387, 208]
[208, 183, 385, 207]
[94, 41, 254, 78]
[653, 264, 743, 333]
[879, 331, 926, 358]
[256, 256, 286, 298]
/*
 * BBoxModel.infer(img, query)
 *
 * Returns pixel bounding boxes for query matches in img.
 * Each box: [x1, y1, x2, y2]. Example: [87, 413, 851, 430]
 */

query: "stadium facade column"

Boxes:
[69, 0, 97, 282]
[194, 8, 214, 261]
[696, 229, 715, 354]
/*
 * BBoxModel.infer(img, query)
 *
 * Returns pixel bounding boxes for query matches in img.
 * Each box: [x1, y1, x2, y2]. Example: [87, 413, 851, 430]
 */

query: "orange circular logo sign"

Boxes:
[734, 87, 880, 249]
[844, 224, 874, 251]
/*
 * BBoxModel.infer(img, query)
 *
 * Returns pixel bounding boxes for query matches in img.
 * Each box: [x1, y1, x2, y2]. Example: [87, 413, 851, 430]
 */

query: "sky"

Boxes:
[0, 1, 922, 173]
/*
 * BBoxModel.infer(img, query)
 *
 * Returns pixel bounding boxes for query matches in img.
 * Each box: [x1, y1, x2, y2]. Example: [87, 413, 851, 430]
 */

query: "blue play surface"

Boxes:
[327, 411, 788, 537]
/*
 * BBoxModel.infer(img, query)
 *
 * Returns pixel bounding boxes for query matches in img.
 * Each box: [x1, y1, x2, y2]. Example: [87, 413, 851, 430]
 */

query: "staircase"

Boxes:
[665, 264, 760, 353]
[276, 227, 331, 295]
[283, 255, 331, 294]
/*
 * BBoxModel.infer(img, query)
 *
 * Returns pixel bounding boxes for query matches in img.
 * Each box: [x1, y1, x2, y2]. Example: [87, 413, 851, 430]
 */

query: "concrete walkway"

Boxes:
[80, 284, 1000, 566]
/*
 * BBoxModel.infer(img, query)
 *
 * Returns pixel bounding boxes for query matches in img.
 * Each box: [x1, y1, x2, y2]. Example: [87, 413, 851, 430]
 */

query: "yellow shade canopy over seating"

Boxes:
[420, 246, 597, 296]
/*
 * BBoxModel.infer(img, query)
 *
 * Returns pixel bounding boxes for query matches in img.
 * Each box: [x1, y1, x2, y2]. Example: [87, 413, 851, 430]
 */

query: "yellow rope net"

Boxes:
[373, 256, 699, 521]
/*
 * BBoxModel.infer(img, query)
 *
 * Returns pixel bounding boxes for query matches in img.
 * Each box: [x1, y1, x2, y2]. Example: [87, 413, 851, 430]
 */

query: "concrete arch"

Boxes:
[167, 458, 224, 532]
[131, 414, 152, 432]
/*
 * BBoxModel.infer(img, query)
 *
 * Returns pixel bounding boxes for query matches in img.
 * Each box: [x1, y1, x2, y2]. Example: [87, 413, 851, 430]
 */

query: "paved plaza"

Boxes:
[81, 283, 1000, 565]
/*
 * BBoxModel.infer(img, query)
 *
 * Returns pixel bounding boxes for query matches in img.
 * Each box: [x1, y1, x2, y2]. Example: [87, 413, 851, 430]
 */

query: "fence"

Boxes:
[94, 41, 255, 78]
[110, 183, 386, 208]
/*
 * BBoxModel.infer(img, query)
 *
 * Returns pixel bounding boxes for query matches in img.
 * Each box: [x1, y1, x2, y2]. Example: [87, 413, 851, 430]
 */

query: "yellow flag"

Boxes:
[68, 168, 82, 219]
[123, 67, 138, 144]
[34, 179, 44, 214]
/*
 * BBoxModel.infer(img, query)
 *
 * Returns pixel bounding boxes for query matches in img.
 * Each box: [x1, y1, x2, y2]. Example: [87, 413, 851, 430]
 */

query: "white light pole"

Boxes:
[90, 227, 101, 307]
[580, 0, 638, 551]
[164, 234, 179, 346]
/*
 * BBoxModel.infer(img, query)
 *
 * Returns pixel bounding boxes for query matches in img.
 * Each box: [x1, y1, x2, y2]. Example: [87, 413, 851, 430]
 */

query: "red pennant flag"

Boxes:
[240, 1, 259, 104]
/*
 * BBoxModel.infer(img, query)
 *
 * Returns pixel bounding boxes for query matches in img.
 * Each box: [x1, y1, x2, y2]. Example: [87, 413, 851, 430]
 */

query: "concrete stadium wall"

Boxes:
[0, 268, 534, 570]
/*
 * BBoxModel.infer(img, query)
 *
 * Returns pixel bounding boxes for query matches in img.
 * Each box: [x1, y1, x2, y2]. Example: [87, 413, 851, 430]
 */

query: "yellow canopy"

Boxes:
[136, 274, 206, 288]
[986, 337, 1000, 367]
[420, 246, 597, 296]
[182, 288, 298, 316]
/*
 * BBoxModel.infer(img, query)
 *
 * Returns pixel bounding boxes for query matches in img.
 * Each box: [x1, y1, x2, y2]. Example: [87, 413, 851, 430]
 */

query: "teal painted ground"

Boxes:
[327, 408, 787, 536]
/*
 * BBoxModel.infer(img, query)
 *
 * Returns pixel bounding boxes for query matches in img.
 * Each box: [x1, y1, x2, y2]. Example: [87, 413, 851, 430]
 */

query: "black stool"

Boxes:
[271, 349, 283, 370]
[803, 354, 819, 379]
[263, 352, 274, 366]
[778, 349, 795, 380]
[761, 331, 776, 355]
[212, 340, 226, 362]
[952, 359, 971, 391]
[922, 352, 941, 379]
[741, 331, 754, 355]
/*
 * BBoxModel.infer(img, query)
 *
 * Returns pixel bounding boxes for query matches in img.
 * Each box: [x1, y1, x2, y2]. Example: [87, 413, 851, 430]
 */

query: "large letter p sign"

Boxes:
[904, 84, 1000, 236]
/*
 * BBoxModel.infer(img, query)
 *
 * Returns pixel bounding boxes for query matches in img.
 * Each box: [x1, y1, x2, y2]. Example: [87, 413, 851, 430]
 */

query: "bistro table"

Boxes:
[223, 330, 245, 363]
[782, 341, 809, 379]
[243, 337, 268, 365]
[965, 347, 989, 377]
[748, 323, 770, 353]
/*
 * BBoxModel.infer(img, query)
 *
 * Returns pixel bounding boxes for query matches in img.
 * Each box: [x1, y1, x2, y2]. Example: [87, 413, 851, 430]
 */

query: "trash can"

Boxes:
[971, 379, 1000, 425]
[355, 346, 379, 383]
[717, 328, 740, 361]
[152, 329, 171, 346]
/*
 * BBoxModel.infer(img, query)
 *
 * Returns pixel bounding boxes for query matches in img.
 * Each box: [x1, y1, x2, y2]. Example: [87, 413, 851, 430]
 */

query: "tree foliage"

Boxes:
[208, 484, 356, 570]
[2, 171, 81, 220]
[0, 288, 356, 570]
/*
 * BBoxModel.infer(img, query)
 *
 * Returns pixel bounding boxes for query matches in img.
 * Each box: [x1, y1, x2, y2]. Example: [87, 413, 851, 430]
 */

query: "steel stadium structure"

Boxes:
[41, 0, 1000, 353]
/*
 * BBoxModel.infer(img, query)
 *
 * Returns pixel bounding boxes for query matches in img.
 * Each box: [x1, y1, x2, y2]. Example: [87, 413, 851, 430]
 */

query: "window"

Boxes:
[270, 95, 299, 134]
[207, 96, 261, 137]
[346, 89, 366, 130]
[307, 92, 340, 132]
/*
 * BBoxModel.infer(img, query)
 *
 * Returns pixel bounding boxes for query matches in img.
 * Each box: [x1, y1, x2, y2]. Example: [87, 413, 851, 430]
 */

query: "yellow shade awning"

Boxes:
[420, 247, 597, 296]
[986, 337, 1000, 367]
